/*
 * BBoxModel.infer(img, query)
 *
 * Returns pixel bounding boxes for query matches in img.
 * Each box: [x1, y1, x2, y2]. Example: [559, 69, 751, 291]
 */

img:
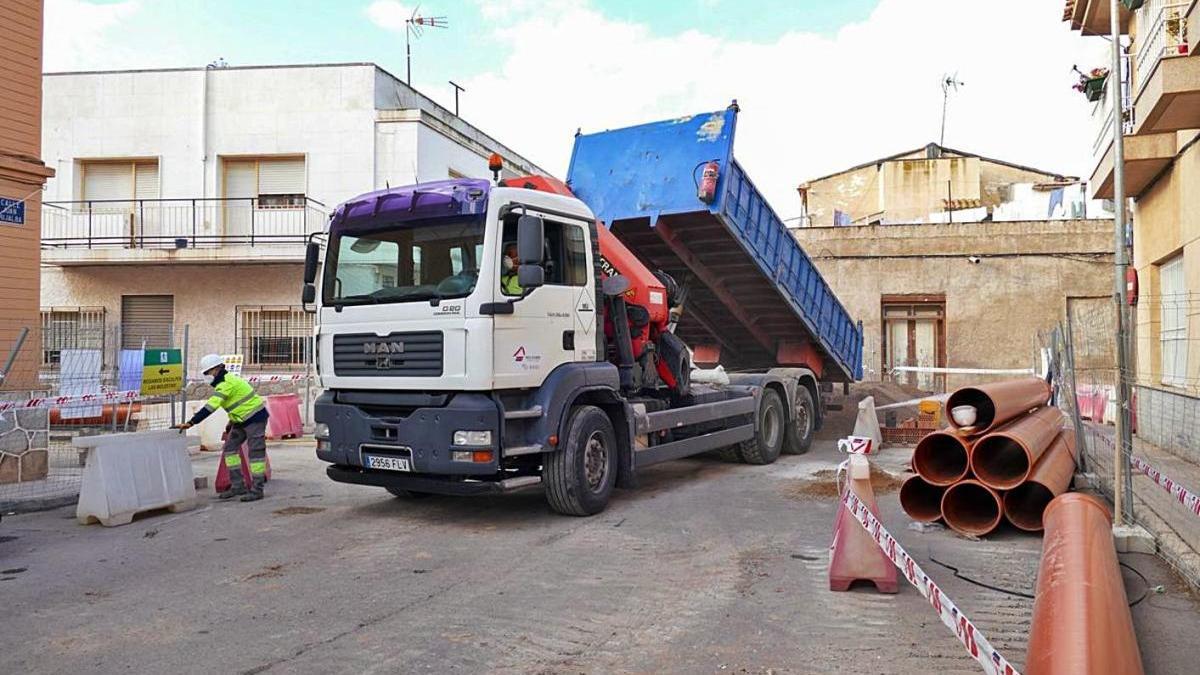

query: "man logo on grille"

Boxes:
[363, 341, 405, 354]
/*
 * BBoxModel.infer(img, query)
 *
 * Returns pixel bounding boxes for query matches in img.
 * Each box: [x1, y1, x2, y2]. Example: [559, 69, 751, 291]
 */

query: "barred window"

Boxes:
[236, 306, 313, 369]
[41, 307, 107, 367]
[1160, 256, 1188, 387]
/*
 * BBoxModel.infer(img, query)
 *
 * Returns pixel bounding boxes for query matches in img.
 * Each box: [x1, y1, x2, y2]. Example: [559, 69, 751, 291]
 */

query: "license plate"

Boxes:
[365, 455, 411, 472]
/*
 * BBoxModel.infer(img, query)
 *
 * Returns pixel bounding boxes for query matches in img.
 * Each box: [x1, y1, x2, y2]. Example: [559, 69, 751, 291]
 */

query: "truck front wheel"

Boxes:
[737, 388, 785, 465]
[782, 385, 815, 455]
[544, 405, 617, 516]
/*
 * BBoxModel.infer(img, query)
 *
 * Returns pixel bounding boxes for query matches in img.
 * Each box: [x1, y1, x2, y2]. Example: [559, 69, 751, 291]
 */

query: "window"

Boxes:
[237, 306, 314, 369]
[881, 297, 946, 392]
[1160, 256, 1188, 387]
[223, 157, 306, 209]
[79, 159, 159, 207]
[40, 307, 106, 368]
[121, 295, 174, 350]
[499, 214, 588, 295]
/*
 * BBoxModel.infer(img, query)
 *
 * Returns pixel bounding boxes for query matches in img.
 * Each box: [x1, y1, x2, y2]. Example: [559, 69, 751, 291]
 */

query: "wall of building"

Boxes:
[794, 219, 1114, 390]
[41, 264, 304, 369]
[879, 156, 981, 223]
[0, 0, 52, 390]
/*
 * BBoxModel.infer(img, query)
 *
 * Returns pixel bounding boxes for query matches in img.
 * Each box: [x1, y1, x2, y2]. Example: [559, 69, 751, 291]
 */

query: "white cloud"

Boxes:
[460, 0, 1108, 216]
[365, 0, 417, 32]
[44, 0, 141, 72]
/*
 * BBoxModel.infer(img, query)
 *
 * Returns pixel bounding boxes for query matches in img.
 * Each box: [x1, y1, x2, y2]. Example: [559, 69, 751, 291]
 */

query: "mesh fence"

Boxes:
[1047, 294, 1200, 589]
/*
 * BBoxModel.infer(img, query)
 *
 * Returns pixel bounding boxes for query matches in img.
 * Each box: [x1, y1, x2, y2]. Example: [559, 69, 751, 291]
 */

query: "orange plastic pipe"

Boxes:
[1003, 429, 1077, 532]
[970, 406, 1064, 490]
[941, 479, 1003, 537]
[1026, 493, 1144, 675]
[944, 377, 1051, 435]
[912, 430, 972, 486]
[899, 475, 945, 523]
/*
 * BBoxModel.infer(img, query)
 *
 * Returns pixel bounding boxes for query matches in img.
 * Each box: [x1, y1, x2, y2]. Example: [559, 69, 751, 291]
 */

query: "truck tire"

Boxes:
[782, 385, 815, 455]
[386, 487, 430, 499]
[544, 405, 618, 516]
[715, 445, 744, 463]
[736, 388, 785, 465]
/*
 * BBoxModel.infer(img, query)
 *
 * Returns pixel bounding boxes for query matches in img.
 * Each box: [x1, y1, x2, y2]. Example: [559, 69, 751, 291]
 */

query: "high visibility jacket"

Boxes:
[501, 273, 522, 296]
[188, 372, 267, 427]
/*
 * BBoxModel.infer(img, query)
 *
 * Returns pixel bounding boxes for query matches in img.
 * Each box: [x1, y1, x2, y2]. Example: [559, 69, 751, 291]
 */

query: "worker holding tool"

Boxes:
[174, 354, 270, 501]
[501, 242, 522, 295]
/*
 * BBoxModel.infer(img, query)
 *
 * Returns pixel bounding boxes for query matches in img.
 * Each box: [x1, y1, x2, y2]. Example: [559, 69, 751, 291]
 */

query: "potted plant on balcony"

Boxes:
[1073, 66, 1109, 103]
[1121, 0, 1145, 11]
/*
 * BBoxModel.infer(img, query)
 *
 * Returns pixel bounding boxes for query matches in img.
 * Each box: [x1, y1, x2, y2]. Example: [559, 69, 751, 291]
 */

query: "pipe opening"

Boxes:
[972, 436, 1030, 489]
[900, 477, 945, 522]
[945, 388, 996, 430]
[912, 433, 969, 485]
[1004, 482, 1054, 532]
[942, 481, 1002, 536]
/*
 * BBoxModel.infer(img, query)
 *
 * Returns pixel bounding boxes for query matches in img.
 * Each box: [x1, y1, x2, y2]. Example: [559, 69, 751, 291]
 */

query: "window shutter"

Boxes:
[134, 162, 159, 200]
[83, 162, 133, 203]
[223, 160, 258, 200]
[121, 295, 174, 349]
[257, 158, 305, 195]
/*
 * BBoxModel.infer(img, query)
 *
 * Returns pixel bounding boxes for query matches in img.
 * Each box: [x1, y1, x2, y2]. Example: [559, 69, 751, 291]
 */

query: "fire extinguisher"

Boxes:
[697, 160, 719, 204]
[1126, 267, 1139, 306]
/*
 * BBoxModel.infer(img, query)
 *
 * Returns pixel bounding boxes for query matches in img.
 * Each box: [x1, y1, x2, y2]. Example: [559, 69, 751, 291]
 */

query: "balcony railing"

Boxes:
[41, 197, 328, 250]
[1091, 54, 1135, 159]
[1134, 1, 1190, 97]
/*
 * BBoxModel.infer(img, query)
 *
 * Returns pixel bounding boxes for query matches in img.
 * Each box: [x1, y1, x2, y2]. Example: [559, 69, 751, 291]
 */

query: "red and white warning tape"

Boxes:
[1130, 456, 1200, 518]
[188, 374, 310, 384]
[0, 389, 139, 413]
[841, 490, 1021, 675]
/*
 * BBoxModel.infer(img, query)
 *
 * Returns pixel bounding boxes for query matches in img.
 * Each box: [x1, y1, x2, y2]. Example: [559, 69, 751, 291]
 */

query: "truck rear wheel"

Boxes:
[782, 385, 815, 455]
[737, 389, 785, 465]
[544, 405, 617, 516]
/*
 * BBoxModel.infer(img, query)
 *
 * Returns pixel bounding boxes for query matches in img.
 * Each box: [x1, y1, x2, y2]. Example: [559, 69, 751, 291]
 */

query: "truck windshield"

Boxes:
[324, 217, 485, 306]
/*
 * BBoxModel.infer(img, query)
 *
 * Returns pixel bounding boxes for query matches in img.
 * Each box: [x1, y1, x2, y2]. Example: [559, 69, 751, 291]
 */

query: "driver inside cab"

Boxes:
[501, 243, 522, 295]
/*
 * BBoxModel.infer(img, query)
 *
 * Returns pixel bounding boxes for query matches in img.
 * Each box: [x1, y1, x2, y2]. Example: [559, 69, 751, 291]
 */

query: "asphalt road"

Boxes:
[2, 439, 1197, 674]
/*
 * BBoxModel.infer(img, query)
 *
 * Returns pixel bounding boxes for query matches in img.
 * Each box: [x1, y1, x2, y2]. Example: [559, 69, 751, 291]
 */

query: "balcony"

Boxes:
[1064, 0, 1133, 36]
[40, 197, 328, 266]
[1089, 131, 1177, 198]
[1132, 2, 1200, 133]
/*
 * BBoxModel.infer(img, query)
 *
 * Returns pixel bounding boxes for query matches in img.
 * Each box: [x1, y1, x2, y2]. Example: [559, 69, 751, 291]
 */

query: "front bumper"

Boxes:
[315, 390, 501, 476]
[326, 465, 540, 495]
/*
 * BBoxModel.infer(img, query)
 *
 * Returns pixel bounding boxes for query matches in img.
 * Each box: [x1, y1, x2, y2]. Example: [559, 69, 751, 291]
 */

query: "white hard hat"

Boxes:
[198, 354, 225, 374]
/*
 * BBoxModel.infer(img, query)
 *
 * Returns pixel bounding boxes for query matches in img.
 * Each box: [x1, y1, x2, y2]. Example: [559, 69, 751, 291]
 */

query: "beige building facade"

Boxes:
[1069, 0, 1200, 396]
[0, 1, 54, 390]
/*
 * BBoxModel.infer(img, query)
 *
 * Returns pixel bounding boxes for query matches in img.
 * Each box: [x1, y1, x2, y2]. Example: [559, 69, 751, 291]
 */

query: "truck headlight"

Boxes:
[453, 430, 491, 446]
[314, 423, 330, 440]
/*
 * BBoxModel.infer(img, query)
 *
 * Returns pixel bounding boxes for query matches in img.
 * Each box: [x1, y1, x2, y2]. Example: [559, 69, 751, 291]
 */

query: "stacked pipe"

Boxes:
[901, 378, 1079, 536]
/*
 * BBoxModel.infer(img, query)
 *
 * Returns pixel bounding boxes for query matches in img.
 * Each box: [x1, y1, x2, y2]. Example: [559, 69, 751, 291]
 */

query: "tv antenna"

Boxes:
[405, 6, 448, 86]
[940, 72, 964, 146]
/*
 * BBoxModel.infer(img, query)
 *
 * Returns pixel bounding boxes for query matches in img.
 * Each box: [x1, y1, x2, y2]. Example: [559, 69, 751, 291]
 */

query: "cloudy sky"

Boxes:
[45, 0, 1108, 217]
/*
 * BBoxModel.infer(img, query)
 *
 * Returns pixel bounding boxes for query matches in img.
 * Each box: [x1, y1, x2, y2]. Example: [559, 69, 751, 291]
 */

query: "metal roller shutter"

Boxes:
[121, 295, 175, 350]
[257, 158, 305, 195]
[83, 162, 133, 204]
[134, 162, 159, 200]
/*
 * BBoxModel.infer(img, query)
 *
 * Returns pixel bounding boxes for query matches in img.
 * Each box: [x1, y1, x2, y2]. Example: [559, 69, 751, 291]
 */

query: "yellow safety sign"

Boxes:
[141, 349, 184, 396]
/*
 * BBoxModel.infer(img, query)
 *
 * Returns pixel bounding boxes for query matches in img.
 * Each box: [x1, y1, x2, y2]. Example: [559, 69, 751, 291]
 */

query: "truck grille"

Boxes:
[332, 331, 443, 377]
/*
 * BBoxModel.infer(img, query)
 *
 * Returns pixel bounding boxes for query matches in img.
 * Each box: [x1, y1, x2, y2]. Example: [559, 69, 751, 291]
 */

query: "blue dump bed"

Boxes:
[567, 106, 863, 381]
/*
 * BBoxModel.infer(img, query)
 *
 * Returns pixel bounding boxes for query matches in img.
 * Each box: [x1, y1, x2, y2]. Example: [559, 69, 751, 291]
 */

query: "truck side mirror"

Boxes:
[517, 214, 545, 265]
[301, 283, 316, 306]
[303, 241, 320, 284]
[518, 265, 544, 289]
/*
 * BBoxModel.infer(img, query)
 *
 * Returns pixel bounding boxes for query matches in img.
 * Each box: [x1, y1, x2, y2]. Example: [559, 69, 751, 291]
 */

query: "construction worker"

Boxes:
[501, 243, 522, 295]
[175, 354, 270, 501]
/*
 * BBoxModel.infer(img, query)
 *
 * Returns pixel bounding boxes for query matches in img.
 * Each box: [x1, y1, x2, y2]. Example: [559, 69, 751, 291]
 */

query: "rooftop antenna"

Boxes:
[449, 80, 465, 116]
[406, 6, 448, 86]
[940, 72, 964, 146]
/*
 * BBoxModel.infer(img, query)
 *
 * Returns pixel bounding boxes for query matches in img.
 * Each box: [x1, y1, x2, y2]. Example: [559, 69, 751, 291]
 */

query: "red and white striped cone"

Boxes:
[829, 454, 898, 593]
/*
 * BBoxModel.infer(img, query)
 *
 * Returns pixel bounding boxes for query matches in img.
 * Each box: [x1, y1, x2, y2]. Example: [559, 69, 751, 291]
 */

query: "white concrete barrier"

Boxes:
[185, 400, 229, 451]
[74, 429, 198, 526]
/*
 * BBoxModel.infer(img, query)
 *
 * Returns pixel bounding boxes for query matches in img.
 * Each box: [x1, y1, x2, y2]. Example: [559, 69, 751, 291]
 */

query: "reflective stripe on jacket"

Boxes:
[203, 373, 265, 424]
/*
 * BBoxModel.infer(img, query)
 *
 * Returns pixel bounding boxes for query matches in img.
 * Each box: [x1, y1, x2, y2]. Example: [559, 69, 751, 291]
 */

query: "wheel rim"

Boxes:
[795, 402, 811, 439]
[762, 402, 782, 449]
[583, 430, 609, 492]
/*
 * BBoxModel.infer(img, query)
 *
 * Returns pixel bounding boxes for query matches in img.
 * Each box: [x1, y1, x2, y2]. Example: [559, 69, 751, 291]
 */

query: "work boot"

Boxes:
[240, 490, 264, 502]
[218, 487, 246, 500]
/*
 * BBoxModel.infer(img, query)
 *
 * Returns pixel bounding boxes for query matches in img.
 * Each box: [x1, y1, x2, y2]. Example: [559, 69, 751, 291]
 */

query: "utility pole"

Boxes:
[1108, 0, 1134, 525]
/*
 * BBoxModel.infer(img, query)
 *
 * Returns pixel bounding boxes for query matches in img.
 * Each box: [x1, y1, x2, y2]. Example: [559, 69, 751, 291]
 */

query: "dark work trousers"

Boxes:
[223, 419, 268, 495]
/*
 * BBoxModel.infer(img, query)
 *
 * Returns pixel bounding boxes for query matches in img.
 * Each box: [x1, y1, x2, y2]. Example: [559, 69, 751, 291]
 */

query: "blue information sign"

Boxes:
[0, 198, 25, 225]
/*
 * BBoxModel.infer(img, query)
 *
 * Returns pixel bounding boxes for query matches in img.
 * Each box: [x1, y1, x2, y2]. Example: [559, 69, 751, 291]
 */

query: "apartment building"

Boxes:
[793, 145, 1114, 392]
[38, 62, 545, 374]
[1066, 0, 1200, 395]
[0, 1, 54, 391]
